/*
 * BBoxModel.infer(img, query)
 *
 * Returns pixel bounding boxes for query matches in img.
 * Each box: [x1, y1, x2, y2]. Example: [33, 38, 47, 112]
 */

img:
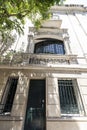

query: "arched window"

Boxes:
[34, 39, 65, 54]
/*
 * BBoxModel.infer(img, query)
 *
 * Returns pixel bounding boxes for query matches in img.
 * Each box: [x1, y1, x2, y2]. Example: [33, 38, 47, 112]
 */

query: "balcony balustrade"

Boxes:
[0, 53, 78, 66]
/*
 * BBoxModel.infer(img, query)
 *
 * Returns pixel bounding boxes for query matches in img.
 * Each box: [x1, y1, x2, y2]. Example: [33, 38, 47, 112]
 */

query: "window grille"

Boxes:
[0, 77, 18, 114]
[34, 40, 65, 54]
[58, 79, 84, 115]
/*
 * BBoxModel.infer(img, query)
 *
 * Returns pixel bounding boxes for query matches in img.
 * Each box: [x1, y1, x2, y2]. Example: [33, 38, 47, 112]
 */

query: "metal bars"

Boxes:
[58, 80, 80, 114]
[34, 40, 65, 54]
[0, 77, 18, 114]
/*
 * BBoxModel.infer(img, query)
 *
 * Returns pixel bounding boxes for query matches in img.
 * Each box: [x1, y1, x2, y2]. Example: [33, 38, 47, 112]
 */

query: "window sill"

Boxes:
[47, 116, 87, 122]
[0, 114, 23, 121]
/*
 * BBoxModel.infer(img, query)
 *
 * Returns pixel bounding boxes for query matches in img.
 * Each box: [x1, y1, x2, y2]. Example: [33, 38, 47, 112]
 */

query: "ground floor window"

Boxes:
[0, 77, 18, 114]
[58, 79, 84, 116]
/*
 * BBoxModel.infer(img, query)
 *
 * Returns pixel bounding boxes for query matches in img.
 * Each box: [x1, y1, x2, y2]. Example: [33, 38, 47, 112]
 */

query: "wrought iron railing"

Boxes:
[0, 53, 78, 66]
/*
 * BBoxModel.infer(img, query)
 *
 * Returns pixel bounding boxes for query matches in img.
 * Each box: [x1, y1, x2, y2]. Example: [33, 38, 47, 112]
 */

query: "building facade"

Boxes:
[0, 4, 87, 130]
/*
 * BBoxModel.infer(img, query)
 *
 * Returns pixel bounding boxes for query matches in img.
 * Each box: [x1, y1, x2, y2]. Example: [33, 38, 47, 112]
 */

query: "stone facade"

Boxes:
[0, 4, 87, 130]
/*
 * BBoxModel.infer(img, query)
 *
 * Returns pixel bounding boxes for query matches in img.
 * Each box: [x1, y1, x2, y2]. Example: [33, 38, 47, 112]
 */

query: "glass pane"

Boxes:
[58, 80, 79, 114]
[34, 40, 65, 54]
[3, 77, 18, 113]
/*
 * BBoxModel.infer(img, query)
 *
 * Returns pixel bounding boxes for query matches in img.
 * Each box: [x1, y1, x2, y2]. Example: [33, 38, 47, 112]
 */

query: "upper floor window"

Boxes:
[58, 79, 84, 116]
[34, 39, 65, 55]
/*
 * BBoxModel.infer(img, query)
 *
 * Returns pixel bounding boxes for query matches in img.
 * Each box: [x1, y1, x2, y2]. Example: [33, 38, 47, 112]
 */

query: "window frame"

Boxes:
[34, 40, 65, 55]
[0, 76, 19, 115]
[58, 78, 85, 117]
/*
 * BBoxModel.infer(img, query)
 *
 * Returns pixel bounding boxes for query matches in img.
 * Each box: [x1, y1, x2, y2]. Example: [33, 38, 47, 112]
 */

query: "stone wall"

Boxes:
[0, 68, 87, 130]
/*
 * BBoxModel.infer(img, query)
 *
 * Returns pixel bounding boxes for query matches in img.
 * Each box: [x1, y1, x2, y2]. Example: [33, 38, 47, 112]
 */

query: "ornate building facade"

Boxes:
[0, 4, 87, 130]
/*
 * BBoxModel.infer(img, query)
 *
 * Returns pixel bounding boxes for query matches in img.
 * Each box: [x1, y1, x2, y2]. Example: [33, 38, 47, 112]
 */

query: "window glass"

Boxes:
[58, 79, 84, 115]
[34, 40, 65, 54]
[1, 77, 18, 114]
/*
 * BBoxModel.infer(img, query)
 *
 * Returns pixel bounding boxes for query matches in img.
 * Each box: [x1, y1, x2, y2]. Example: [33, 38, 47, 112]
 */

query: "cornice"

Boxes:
[50, 5, 87, 14]
[0, 64, 87, 73]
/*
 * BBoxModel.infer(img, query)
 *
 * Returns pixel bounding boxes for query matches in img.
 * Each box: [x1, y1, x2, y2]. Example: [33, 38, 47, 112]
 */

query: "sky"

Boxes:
[64, 0, 87, 6]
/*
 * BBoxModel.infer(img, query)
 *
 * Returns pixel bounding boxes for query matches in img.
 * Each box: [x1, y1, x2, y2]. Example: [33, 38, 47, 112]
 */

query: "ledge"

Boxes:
[0, 53, 78, 66]
[41, 20, 62, 28]
[47, 116, 87, 122]
[0, 115, 23, 121]
[50, 5, 87, 13]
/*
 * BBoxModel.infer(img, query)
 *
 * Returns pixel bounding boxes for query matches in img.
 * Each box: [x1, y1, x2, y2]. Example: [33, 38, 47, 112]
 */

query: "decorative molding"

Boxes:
[50, 5, 87, 14]
[0, 53, 78, 66]
[47, 116, 87, 122]
[0, 115, 23, 121]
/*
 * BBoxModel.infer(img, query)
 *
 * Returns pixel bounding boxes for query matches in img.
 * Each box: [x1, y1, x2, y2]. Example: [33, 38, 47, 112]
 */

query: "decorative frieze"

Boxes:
[0, 53, 78, 66]
[29, 54, 78, 65]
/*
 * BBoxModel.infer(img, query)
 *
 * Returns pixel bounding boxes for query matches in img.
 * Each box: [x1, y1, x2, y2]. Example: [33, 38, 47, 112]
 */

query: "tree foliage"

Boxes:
[0, 0, 62, 56]
[0, 32, 16, 55]
[0, 0, 60, 33]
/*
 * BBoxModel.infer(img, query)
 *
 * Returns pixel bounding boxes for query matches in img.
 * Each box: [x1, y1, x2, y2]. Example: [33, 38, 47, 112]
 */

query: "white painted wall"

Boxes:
[59, 14, 84, 56]
[59, 13, 87, 57]
[58, 10, 87, 64]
